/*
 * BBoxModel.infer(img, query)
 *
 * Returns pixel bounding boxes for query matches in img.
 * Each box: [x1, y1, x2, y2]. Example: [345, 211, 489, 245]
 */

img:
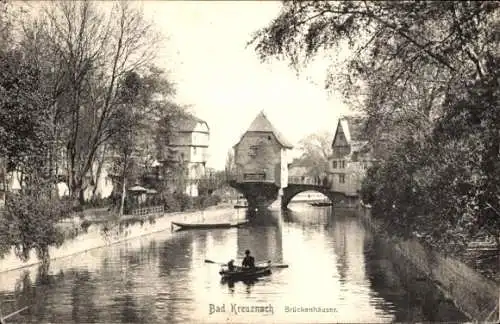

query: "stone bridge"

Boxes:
[229, 110, 360, 211]
[229, 176, 358, 210]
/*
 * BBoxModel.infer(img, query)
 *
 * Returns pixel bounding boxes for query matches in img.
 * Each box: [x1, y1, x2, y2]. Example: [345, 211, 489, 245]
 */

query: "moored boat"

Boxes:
[309, 201, 332, 207]
[171, 220, 248, 230]
[234, 197, 248, 209]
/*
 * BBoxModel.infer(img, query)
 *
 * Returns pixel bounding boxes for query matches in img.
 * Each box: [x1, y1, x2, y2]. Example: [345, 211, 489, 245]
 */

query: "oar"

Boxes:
[204, 259, 288, 268]
[204, 259, 227, 266]
[1, 306, 29, 322]
[257, 261, 289, 269]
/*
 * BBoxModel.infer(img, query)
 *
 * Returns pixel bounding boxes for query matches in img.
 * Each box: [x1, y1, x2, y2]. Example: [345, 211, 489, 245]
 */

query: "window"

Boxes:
[244, 173, 266, 180]
[193, 147, 197, 155]
[332, 161, 337, 169]
[249, 145, 258, 157]
[340, 160, 346, 168]
[339, 174, 345, 183]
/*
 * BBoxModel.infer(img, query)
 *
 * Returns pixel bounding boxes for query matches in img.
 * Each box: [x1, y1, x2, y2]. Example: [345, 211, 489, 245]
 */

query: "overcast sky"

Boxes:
[141, 1, 351, 170]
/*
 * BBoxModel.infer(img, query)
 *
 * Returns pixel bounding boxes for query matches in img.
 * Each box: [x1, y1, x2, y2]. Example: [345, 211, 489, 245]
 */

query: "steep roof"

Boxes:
[334, 116, 368, 145]
[175, 113, 209, 132]
[234, 111, 293, 149]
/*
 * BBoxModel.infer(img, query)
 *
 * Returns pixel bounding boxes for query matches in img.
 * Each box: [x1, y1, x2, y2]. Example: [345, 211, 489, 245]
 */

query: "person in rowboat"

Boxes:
[242, 249, 255, 269]
[227, 259, 235, 271]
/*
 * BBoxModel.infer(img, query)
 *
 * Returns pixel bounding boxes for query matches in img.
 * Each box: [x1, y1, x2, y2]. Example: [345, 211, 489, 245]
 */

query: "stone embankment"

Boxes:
[0, 204, 238, 274]
[358, 202, 499, 322]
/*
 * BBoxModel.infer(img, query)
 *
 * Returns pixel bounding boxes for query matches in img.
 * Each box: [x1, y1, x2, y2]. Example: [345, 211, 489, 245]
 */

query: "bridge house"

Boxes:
[233, 111, 293, 190]
[328, 116, 374, 196]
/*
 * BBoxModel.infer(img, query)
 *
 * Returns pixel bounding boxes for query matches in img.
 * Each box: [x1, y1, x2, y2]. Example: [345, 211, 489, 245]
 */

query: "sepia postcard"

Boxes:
[0, 1, 498, 323]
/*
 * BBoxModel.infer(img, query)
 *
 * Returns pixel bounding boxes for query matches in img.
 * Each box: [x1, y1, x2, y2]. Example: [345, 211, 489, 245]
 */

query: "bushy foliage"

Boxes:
[361, 66, 500, 255]
[0, 192, 71, 263]
[294, 131, 333, 177]
[161, 192, 182, 212]
[173, 192, 193, 211]
[81, 197, 113, 209]
[192, 194, 221, 209]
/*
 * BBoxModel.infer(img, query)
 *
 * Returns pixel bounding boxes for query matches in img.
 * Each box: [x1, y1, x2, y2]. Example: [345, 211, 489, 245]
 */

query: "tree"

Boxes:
[153, 102, 190, 193]
[0, 187, 70, 269]
[199, 170, 226, 196]
[360, 60, 500, 253]
[432, 58, 500, 246]
[224, 149, 236, 180]
[294, 131, 333, 177]
[20, 0, 162, 205]
[249, 1, 499, 143]
[0, 48, 53, 190]
[0, 14, 71, 267]
[109, 68, 177, 215]
[0, 0, 12, 46]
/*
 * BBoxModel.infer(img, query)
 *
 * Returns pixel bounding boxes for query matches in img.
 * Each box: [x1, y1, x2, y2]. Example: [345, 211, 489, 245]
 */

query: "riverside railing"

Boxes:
[130, 205, 164, 217]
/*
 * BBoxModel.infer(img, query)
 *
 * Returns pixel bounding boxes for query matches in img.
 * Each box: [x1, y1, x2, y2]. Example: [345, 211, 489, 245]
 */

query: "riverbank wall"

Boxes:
[0, 205, 238, 274]
[357, 203, 499, 322]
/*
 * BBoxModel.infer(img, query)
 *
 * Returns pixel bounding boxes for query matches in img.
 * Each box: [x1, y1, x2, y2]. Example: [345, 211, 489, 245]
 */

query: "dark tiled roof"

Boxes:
[335, 116, 369, 144]
[234, 111, 293, 149]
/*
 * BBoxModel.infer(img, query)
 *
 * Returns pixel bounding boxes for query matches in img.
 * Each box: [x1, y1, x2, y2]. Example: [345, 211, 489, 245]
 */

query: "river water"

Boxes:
[0, 203, 469, 323]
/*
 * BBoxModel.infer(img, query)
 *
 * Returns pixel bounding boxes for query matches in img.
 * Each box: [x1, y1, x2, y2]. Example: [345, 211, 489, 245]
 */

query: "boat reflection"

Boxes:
[223, 277, 258, 295]
[222, 277, 259, 288]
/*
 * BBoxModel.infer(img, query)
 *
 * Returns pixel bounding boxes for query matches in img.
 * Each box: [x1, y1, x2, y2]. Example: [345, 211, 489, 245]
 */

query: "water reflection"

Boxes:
[236, 222, 283, 265]
[363, 232, 468, 322]
[0, 205, 469, 323]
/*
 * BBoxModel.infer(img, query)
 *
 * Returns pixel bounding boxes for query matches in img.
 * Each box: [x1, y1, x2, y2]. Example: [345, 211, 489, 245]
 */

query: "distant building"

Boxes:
[233, 111, 293, 189]
[328, 116, 375, 196]
[158, 113, 209, 197]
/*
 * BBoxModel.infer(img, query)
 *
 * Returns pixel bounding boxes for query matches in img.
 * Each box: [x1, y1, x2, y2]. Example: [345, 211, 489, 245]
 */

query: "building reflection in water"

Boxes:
[237, 208, 283, 265]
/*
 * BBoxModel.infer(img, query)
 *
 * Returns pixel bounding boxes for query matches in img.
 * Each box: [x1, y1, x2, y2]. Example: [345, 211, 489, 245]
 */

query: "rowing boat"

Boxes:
[309, 200, 332, 207]
[219, 264, 272, 281]
[234, 198, 248, 209]
[171, 220, 248, 230]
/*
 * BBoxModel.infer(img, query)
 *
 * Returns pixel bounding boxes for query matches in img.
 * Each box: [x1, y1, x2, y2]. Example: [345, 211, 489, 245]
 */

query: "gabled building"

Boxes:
[328, 116, 375, 196]
[233, 111, 293, 189]
[157, 113, 210, 197]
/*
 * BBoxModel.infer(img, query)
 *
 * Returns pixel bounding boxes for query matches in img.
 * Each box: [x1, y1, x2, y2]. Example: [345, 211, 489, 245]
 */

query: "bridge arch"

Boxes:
[228, 180, 280, 209]
[281, 184, 352, 209]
